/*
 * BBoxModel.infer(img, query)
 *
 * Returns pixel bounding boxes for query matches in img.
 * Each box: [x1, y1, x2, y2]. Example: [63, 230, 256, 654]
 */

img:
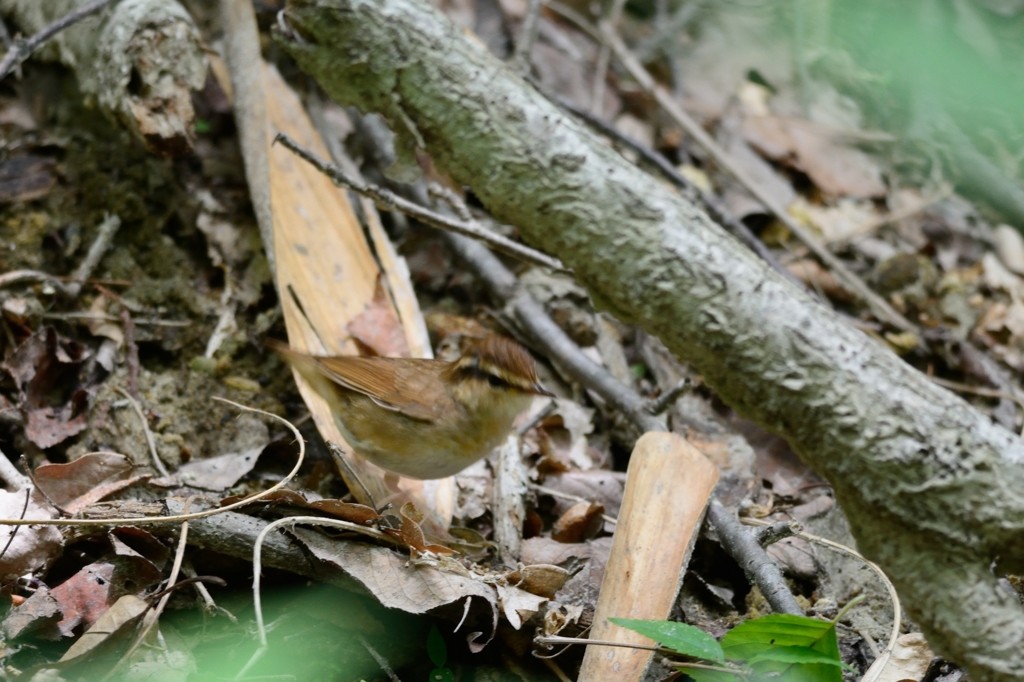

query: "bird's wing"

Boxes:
[314, 357, 449, 422]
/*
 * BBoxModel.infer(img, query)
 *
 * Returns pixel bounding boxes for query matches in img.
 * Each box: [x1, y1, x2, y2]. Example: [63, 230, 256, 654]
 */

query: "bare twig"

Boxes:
[0, 270, 71, 295]
[40, 312, 190, 327]
[551, 93, 808, 292]
[65, 213, 122, 298]
[237, 515, 398, 678]
[0, 0, 118, 81]
[274, 132, 569, 272]
[0, 446, 30, 491]
[113, 386, 167, 477]
[0, 488, 31, 566]
[633, 0, 703, 61]
[120, 311, 139, 398]
[0, 17, 12, 50]
[707, 499, 803, 615]
[591, 21, 917, 334]
[182, 558, 236, 621]
[645, 378, 691, 415]
[752, 519, 801, 547]
[829, 185, 954, 247]
[590, 0, 628, 116]
[358, 635, 403, 682]
[929, 376, 1024, 436]
[511, 0, 544, 75]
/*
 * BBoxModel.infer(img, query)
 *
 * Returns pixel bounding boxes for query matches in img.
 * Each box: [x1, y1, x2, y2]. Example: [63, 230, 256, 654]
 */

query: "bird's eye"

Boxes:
[487, 374, 506, 389]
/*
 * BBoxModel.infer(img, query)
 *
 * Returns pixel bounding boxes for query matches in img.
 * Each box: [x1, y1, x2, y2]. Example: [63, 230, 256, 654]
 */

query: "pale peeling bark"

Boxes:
[276, 0, 1024, 677]
[2, 0, 207, 156]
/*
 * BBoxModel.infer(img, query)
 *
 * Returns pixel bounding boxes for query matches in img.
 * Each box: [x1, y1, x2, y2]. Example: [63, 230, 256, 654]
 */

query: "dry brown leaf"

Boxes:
[744, 116, 886, 198]
[219, 489, 380, 526]
[59, 595, 149, 663]
[551, 500, 605, 544]
[3, 327, 90, 449]
[506, 563, 572, 599]
[383, 502, 457, 554]
[34, 452, 135, 512]
[48, 558, 161, 638]
[496, 583, 547, 630]
[347, 276, 412, 358]
[875, 633, 936, 682]
[2, 585, 61, 640]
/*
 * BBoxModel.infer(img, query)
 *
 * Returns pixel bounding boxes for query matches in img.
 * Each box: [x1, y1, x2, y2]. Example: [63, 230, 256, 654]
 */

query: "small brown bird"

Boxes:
[268, 336, 552, 479]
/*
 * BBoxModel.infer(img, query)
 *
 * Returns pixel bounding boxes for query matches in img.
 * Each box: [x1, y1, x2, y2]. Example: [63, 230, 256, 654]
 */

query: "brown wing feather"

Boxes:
[314, 357, 450, 422]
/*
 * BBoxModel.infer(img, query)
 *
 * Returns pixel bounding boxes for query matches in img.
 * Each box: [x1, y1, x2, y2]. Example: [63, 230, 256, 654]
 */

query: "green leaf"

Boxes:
[428, 668, 454, 682]
[677, 666, 739, 682]
[747, 645, 846, 667]
[427, 625, 447, 668]
[610, 618, 724, 664]
[721, 614, 842, 682]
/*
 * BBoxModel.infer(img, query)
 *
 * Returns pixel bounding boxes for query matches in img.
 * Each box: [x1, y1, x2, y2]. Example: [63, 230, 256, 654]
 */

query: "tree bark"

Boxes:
[1, 0, 207, 156]
[276, 0, 1024, 678]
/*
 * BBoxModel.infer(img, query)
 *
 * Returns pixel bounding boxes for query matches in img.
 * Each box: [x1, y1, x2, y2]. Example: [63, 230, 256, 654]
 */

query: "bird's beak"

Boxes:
[530, 383, 555, 397]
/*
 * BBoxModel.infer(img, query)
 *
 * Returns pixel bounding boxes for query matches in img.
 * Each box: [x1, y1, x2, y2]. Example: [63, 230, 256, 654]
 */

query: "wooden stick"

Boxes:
[578, 432, 719, 682]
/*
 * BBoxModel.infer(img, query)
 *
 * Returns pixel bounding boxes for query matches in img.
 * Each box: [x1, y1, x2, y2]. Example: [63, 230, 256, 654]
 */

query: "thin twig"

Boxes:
[576, 18, 917, 334]
[830, 185, 953, 247]
[551, 93, 807, 292]
[741, 517, 901, 682]
[0, 488, 31, 566]
[541, 657, 573, 682]
[0, 0, 118, 81]
[0, 398, 305, 527]
[0, 269, 71, 295]
[358, 635, 403, 682]
[182, 558, 236, 621]
[65, 213, 122, 298]
[752, 519, 801, 547]
[274, 132, 569, 273]
[645, 378, 691, 415]
[120, 311, 139, 399]
[0, 17, 12, 50]
[113, 386, 167, 477]
[590, 0, 628, 116]
[39, 312, 190, 327]
[0, 445, 30, 490]
[511, 0, 544, 75]
[707, 499, 803, 615]
[633, 0, 703, 61]
[236, 516, 399, 678]
[930, 376, 1024, 436]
